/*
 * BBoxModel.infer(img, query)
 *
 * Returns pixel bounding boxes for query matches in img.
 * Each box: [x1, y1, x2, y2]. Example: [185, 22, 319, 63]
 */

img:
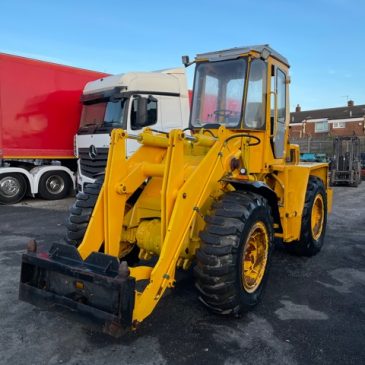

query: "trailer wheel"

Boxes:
[285, 176, 327, 256]
[194, 191, 274, 315]
[0, 173, 27, 205]
[38, 171, 71, 200]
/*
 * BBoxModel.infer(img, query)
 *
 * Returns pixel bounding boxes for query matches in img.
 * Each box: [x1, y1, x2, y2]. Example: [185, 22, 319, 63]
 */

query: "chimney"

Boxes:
[295, 104, 301, 112]
[348, 100, 354, 107]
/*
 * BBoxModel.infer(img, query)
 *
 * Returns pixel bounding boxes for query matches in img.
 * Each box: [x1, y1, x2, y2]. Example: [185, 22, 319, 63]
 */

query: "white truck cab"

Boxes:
[76, 68, 190, 191]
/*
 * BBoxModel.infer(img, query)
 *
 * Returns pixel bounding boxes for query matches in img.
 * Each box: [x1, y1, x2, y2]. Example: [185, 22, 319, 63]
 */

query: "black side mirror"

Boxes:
[131, 95, 158, 130]
[136, 95, 148, 126]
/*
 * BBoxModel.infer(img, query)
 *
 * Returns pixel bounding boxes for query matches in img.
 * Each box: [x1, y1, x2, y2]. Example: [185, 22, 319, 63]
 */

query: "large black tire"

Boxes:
[0, 173, 27, 205]
[284, 176, 327, 256]
[65, 176, 103, 246]
[194, 191, 274, 316]
[38, 171, 72, 200]
[65, 176, 140, 265]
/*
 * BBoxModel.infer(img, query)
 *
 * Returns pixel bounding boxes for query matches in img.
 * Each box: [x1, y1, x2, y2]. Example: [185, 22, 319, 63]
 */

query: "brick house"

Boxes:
[289, 101, 365, 139]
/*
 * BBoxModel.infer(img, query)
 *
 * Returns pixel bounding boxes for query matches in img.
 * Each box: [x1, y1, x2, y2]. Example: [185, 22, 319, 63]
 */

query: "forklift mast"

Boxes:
[330, 136, 362, 187]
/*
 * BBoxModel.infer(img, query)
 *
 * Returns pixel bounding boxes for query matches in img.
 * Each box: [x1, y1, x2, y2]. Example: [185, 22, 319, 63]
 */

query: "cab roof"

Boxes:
[83, 68, 187, 96]
[195, 44, 289, 67]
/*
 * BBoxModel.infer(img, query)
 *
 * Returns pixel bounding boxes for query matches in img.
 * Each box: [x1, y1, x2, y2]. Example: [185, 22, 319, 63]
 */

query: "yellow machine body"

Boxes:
[78, 125, 332, 325]
[20, 45, 332, 331]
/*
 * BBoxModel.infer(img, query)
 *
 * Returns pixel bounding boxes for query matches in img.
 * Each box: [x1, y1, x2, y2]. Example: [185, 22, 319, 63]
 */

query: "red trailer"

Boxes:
[0, 53, 108, 204]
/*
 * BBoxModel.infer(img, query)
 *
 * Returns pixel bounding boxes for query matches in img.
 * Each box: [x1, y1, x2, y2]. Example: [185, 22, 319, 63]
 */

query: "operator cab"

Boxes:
[189, 45, 290, 159]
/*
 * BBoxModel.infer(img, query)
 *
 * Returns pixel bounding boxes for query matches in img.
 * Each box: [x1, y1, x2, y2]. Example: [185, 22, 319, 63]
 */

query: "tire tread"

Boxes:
[194, 191, 273, 315]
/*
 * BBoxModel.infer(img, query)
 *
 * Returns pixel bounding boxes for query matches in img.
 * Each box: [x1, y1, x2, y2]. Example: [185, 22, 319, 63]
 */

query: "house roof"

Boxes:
[291, 104, 365, 123]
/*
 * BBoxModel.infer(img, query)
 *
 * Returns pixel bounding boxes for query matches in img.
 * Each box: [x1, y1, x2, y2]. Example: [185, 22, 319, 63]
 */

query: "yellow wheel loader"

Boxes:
[19, 45, 333, 336]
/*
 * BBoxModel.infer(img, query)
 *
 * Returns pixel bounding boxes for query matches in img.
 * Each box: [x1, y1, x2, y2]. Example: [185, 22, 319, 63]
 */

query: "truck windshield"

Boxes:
[191, 58, 247, 128]
[80, 98, 126, 127]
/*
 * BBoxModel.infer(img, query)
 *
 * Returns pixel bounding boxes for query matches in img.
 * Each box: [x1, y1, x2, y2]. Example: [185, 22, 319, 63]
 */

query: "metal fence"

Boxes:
[290, 136, 365, 155]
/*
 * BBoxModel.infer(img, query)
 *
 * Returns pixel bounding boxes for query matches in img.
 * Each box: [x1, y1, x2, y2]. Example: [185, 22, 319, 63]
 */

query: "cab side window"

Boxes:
[272, 69, 287, 158]
[131, 96, 158, 130]
[146, 98, 157, 124]
[277, 69, 286, 125]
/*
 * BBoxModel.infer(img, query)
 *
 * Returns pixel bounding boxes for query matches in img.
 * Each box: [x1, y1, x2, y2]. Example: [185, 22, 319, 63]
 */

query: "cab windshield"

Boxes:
[191, 58, 247, 128]
[80, 98, 127, 127]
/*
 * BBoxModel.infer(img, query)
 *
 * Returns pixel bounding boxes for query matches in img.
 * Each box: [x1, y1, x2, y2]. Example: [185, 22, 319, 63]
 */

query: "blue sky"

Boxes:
[1, 0, 364, 111]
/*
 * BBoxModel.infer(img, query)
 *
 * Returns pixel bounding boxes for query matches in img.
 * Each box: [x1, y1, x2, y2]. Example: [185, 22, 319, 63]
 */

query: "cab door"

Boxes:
[160, 95, 184, 130]
[126, 94, 161, 155]
[271, 67, 287, 159]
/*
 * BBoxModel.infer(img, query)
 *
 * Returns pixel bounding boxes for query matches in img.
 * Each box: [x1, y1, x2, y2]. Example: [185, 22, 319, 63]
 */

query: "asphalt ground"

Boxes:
[0, 185, 364, 365]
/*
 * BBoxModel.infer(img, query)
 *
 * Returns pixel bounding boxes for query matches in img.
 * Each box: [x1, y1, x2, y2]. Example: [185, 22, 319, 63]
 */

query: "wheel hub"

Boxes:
[242, 221, 269, 293]
[45, 175, 65, 194]
[0, 177, 21, 198]
[311, 194, 324, 240]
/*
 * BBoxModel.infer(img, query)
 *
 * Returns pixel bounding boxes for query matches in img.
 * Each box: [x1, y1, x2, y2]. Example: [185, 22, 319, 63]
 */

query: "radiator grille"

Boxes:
[79, 147, 108, 178]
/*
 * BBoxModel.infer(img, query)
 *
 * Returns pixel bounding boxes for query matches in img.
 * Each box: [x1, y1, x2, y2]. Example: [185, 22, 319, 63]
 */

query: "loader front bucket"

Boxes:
[19, 241, 135, 337]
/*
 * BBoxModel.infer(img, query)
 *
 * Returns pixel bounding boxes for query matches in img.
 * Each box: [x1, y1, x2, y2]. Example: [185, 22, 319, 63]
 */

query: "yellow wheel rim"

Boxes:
[242, 222, 269, 293]
[311, 194, 324, 240]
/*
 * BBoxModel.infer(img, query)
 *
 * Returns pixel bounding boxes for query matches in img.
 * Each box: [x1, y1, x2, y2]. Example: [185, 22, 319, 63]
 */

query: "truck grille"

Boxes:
[79, 147, 109, 178]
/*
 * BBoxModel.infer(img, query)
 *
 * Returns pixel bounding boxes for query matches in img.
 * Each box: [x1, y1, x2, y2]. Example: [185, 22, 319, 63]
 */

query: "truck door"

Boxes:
[160, 95, 184, 130]
[126, 95, 161, 155]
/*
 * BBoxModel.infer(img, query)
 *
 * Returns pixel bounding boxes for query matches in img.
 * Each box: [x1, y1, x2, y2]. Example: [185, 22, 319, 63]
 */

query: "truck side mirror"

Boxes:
[131, 95, 158, 130]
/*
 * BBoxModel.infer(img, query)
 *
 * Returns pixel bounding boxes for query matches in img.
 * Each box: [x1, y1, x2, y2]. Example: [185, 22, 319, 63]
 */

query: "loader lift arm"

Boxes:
[77, 127, 245, 326]
[19, 126, 250, 335]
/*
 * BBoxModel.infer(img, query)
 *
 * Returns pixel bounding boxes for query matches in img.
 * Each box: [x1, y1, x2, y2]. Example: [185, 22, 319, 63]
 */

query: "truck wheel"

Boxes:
[285, 176, 327, 256]
[65, 176, 104, 246]
[194, 191, 274, 315]
[38, 171, 71, 200]
[0, 173, 27, 205]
